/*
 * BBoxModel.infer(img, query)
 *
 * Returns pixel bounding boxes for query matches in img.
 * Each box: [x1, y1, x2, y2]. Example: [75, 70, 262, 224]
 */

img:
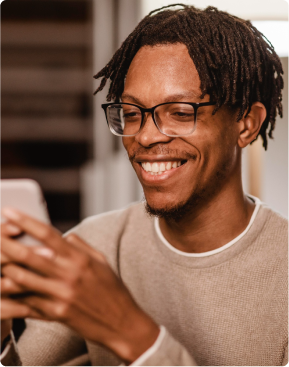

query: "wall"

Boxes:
[262, 57, 288, 216]
[141, 0, 288, 20]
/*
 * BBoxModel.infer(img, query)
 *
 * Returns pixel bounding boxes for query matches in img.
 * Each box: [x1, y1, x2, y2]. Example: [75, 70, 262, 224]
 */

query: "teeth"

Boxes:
[141, 161, 183, 174]
[152, 163, 159, 173]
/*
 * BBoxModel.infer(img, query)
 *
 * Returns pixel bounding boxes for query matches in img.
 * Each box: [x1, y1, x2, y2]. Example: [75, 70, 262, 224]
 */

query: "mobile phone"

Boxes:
[1, 179, 50, 246]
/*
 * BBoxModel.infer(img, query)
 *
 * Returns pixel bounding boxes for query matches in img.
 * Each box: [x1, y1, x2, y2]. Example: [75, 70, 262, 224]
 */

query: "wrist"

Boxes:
[1, 319, 12, 347]
[107, 309, 160, 364]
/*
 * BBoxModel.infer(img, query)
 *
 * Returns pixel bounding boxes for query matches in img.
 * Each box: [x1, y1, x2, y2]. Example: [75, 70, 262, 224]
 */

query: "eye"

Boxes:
[170, 109, 195, 121]
[122, 108, 141, 122]
[173, 111, 193, 117]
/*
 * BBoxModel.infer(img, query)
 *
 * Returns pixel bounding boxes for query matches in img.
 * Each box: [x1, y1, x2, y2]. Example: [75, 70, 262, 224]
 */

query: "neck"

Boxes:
[159, 180, 255, 254]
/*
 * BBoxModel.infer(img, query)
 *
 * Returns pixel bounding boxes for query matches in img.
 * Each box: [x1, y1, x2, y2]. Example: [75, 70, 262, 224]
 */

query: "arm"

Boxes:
[1, 332, 21, 366]
[1, 209, 160, 365]
[130, 326, 197, 366]
[1, 210, 199, 366]
[1, 319, 88, 366]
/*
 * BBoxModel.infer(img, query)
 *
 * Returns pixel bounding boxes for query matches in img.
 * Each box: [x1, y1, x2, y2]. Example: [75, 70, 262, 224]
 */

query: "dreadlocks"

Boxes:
[93, 3, 283, 150]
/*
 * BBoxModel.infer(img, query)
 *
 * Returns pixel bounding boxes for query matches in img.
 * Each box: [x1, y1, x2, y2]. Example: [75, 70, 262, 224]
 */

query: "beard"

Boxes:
[145, 190, 204, 222]
[144, 159, 233, 223]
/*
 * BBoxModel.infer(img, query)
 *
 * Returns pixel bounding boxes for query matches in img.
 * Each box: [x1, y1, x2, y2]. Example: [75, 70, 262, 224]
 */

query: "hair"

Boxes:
[93, 3, 284, 150]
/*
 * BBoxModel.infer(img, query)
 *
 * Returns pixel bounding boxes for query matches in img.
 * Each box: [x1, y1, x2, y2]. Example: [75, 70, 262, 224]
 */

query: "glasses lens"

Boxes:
[154, 103, 196, 136]
[106, 104, 142, 136]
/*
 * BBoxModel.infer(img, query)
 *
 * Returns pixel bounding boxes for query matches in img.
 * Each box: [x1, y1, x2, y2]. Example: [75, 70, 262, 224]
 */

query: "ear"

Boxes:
[238, 102, 267, 148]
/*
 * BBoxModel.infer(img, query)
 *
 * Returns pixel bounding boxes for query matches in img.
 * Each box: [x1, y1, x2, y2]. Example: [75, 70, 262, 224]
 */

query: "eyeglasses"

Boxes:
[101, 101, 216, 137]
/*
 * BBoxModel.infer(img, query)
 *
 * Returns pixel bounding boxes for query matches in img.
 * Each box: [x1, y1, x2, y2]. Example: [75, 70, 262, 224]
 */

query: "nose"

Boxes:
[135, 112, 172, 147]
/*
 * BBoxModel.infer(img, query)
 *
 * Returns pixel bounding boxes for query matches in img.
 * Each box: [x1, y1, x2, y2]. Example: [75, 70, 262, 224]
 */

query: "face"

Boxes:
[122, 44, 240, 218]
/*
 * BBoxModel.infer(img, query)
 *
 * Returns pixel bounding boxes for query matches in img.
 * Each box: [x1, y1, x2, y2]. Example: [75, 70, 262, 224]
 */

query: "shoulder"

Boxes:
[253, 202, 288, 274]
[258, 202, 288, 244]
[65, 202, 151, 270]
[69, 201, 148, 238]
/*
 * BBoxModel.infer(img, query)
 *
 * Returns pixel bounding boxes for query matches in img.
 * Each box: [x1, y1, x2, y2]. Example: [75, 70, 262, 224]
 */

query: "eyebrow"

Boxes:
[121, 92, 202, 106]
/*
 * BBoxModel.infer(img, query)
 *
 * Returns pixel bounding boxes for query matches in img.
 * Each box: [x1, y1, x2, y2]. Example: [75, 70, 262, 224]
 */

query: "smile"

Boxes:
[139, 160, 186, 175]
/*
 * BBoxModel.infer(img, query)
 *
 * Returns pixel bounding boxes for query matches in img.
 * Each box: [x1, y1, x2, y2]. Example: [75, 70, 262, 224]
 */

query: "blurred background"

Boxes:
[1, 0, 288, 235]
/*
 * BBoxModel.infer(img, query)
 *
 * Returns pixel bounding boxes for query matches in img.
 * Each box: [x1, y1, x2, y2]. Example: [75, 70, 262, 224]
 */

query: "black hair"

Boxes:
[93, 3, 283, 149]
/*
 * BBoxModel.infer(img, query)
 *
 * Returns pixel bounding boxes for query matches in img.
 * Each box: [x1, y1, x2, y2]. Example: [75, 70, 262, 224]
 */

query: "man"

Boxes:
[1, 4, 287, 366]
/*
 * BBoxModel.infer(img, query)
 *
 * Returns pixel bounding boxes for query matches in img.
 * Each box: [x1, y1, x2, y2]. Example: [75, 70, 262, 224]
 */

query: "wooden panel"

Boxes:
[1, 46, 90, 68]
[1, 94, 91, 117]
[1, 68, 92, 93]
[1, 0, 94, 229]
[1, 22, 92, 47]
[1, 142, 90, 168]
[45, 192, 80, 222]
[1, 168, 80, 192]
[1, 117, 92, 142]
[1, 0, 90, 22]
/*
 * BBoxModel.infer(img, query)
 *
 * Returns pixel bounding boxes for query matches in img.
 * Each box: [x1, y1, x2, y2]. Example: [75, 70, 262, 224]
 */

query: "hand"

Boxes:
[1, 221, 28, 348]
[1, 208, 160, 363]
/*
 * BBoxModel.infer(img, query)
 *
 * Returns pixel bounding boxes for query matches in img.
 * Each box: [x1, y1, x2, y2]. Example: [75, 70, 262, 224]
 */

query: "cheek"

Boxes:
[187, 124, 237, 174]
[122, 137, 134, 155]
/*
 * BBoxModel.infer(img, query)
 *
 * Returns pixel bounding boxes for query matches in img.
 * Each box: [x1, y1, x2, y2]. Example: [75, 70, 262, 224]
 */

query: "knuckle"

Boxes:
[17, 247, 30, 263]
[77, 254, 91, 270]
[38, 227, 53, 242]
[1, 277, 13, 292]
[65, 271, 79, 286]
[20, 305, 31, 318]
[61, 285, 75, 303]
[15, 271, 26, 285]
[54, 302, 70, 320]
[98, 252, 107, 263]
[66, 233, 78, 242]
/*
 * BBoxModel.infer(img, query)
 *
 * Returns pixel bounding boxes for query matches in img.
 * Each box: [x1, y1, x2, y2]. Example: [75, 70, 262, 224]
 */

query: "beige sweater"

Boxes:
[2, 199, 288, 366]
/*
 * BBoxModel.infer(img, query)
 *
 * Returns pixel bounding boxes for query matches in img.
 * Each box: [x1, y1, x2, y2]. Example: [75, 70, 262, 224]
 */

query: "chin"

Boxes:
[144, 182, 215, 222]
[144, 194, 197, 222]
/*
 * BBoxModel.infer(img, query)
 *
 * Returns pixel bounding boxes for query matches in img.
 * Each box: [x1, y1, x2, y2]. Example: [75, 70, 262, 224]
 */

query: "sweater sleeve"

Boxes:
[1, 319, 88, 366]
[282, 344, 288, 366]
[131, 327, 198, 366]
[1, 331, 21, 366]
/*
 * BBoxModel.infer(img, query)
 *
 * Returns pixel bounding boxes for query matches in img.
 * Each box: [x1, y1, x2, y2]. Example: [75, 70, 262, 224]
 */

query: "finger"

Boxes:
[1, 222, 22, 237]
[2, 264, 65, 299]
[1, 236, 61, 278]
[65, 233, 106, 264]
[1, 208, 69, 256]
[1, 277, 25, 295]
[1, 298, 31, 320]
[20, 295, 69, 322]
[1, 252, 11, 265]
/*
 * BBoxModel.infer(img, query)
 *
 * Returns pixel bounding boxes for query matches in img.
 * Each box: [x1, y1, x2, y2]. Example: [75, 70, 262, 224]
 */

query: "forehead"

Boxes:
[123, 43, 202, 104]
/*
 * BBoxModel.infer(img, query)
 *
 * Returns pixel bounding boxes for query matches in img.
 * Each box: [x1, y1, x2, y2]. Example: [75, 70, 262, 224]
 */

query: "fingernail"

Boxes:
[5, 223, 22, 235]
[2, 208, 21, 221]
[33, 247, 55, 259]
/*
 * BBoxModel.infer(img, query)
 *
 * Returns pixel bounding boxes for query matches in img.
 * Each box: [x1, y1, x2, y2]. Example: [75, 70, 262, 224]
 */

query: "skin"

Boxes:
[1, 43, 266, 361]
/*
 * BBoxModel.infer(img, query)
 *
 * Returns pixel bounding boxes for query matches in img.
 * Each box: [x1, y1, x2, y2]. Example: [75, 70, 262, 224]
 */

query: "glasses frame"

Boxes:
[101, 101, 216, 137]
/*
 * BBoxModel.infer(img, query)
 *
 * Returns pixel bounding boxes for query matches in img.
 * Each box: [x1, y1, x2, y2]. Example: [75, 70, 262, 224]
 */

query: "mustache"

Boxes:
[128, 145, 198, 161]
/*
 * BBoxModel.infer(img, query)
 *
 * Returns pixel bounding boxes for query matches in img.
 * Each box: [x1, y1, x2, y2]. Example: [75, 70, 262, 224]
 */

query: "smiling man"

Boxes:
[1, 4, 288, 367]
